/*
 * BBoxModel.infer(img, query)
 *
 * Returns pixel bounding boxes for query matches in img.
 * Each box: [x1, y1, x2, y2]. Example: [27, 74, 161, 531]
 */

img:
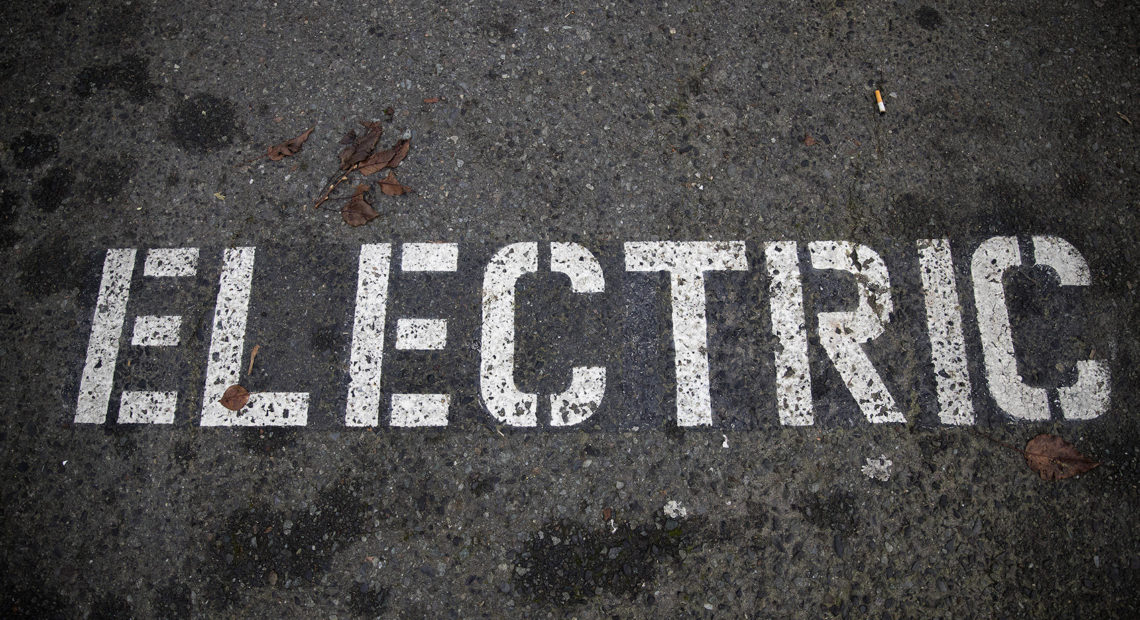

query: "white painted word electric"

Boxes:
[75, 238, 1110, 428]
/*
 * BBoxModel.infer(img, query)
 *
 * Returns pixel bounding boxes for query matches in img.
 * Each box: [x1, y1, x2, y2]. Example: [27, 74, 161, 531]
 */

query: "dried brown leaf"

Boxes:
[803, 134, 817, 146]
[219, 384, 250, 411]
[341, 184, 378, 227]
[387, 139, 410, 168]
[247, 344, 260, 375]
[378, 170, 410, 196]
[266, 126, 314, 161]
[338, 120, 383, 170]
[1025, 434, 1100, 480]
[359, 139, 410, 176]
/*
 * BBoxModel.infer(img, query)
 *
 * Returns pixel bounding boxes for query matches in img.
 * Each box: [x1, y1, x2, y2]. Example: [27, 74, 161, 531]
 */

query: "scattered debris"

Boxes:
[1024, 434, 1100, 480]
[213, 191, 226, 201]
[721, 434, 729, 449]
[378, 170, 411, 196]
[359, 139, 410, 176]
[875, 89, 886, 114]
[247, 344, 260, 375]
[861, 455, 893, 481]
[423, 97, 441, 104]
[1118, 111, 1132, 126]
[339, 121, 385, 169]
[313, 118, 413, 213]
[341, 184, 379, 227]
[663, 500, 688, 519]
[219, 385, 250, 411]
[602, 507, 612, 522]
[267, 126, 314, 161]
[803, 134, 817, 146]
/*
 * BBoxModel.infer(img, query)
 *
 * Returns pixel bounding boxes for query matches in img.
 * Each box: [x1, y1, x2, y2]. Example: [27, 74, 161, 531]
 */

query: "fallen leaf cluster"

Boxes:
[316, 119, 413, 225]
[246, 117, 413, 227]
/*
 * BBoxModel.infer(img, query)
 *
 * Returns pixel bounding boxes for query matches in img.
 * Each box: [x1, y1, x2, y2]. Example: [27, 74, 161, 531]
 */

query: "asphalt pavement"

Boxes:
[1, 0, 1138, 617]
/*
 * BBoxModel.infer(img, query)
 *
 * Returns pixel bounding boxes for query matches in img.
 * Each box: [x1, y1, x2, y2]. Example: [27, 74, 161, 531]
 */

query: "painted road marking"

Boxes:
[142, 247, 199, 277]
[764, 241, 813, 426]
[346, 244, 392, 427]
[75, 248, 135, 424]
[917, 239, 975, 425]
[75, 237, 1112, 427]
[200, 247, 310, 426]
[625, 241, 749, 426]
[809, 241, 903, 424]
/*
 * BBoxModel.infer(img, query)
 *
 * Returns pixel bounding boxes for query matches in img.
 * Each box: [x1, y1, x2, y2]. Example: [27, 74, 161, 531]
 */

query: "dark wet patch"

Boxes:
[87, 2, 148, 49]
[348, 582, 390, 617]
[795, 490, 860, 534]
[0, 189, 16, 225]
[240, 427, 298, 454]
[87, 156, 135, 204]
[153, 581, 192, 618]
[205, 476, 372, 608]
[310, 324, 344, 353]
[31, 165, 74, 212]
[0, 568, 71, 619]
[169, 93, 242, 153]
[101, 419, 140, 458]
[19, 238, 88, 297]
[915, 6, 944, 31]
[88, 592, 131, 620]
[73, 55, 157, 102]
[172, 440, 198, 465]
[467, 472, 500, 496]
[513, 516, 689, 606]
[0, 188, 20, 248]
[9, 132, 59, 169]
[482, 13, 518, 40]
[1059, 172, 1090, 202]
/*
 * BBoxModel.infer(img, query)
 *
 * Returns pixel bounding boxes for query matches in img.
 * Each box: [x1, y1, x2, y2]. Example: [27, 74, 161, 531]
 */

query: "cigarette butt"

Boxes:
[875, 90, 886, 114]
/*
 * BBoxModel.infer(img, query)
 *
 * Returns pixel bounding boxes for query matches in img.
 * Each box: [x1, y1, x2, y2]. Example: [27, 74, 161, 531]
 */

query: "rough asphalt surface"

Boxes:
[2, 0, 1138, 617]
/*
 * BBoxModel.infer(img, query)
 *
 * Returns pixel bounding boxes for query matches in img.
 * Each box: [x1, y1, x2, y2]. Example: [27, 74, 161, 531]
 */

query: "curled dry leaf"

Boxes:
[378, 170, 410, 196]
[359, 139, 411, 176]
[267, 126, 315, 161]
[338, 120, 384, 170]
[247, 344, 260, 375]
[220, 384, 250, 411]
[1024, 433, 1100, 480]
[341, 184, 378, 227]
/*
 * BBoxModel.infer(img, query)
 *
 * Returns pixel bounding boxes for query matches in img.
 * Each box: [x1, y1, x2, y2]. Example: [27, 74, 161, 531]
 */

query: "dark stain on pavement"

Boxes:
[153, 581, 192, 618]
[9, 132, 59, 169]
[513, 515, 692, 606]
[915, 6, 944, 31]
[88, 592, 131, 619]
[169, 93, 242, 153]
[73, 54, 157, 102]
[87, 156, 135, 204]
[0, 566, 71, 619]
[240, 428, 298, 454]
[0, 183, 20, 248]
[206, 476, 373, 608]
[796, 490, 860, 534]
[20, 237, 90, 297]
[101, 419, 140, 458]
[348, 582, 390, 617]
[31, 164, 74, 213]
